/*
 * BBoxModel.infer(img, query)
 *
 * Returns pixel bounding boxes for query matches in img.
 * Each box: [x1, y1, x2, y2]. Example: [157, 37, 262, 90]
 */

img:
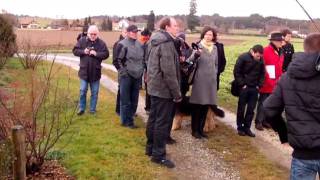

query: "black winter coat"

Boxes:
[282, 43, 294, 72]
[263, 52, 320, 160]
[233, 52, 265, 88]
[215, 42, 226, 90]
[73, 37, 109, 82]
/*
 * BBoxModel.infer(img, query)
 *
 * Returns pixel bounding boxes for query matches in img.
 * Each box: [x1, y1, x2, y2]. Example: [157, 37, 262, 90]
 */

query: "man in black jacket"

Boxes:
[281, 29, 295, 72]
[73, 25, 109, 115]
[234, 45, 265, 137]
[263, 33, 320, 179]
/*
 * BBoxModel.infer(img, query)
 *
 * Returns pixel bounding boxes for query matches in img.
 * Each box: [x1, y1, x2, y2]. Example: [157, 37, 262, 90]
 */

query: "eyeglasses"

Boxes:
[89, 33, 97, 36]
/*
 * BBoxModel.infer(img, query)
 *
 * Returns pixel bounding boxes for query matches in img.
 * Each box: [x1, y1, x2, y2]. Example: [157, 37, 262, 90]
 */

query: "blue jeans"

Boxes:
[291, 158, 320, 180]
[79, 79, 100, 112]
[119, 75, 141, 126]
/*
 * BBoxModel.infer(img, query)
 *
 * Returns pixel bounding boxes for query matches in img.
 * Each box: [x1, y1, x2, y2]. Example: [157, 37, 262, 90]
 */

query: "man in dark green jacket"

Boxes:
[145, 17, 181, 168]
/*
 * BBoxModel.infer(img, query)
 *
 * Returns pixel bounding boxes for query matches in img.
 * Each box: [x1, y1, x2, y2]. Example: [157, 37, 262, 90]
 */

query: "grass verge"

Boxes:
[207, 121, 289, 180]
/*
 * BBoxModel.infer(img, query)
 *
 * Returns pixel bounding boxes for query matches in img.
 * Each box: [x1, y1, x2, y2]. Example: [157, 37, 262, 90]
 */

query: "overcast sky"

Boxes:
[1, 0, 319, 20]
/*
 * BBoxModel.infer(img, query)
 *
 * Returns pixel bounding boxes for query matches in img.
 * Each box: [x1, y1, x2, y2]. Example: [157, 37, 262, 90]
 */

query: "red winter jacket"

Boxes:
[259, 44, 284, 94]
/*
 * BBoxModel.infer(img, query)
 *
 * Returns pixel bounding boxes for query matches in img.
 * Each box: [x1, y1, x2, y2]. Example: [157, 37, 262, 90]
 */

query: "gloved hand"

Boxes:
[194, 50, 201, 59]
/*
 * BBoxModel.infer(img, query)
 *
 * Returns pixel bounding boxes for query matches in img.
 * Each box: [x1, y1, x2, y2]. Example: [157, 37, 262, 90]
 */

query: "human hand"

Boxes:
[84, 48, 90, 54]
[89, 50, 97, 56]
[173, 97, 182, 103]
[194, 50, 201, 59]
[242, 85, 247, 89]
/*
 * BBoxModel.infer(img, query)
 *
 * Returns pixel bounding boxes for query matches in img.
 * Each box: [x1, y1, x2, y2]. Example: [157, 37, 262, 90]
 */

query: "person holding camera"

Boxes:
[189, 26, 219, 139]
[73, 25, 109, 115]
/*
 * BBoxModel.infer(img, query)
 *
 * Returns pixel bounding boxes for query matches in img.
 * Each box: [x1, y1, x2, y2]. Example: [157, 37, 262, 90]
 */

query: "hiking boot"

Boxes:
[255, 123, 264, 131]
[262, 122, 272, 129]
[127, 125, 138, 129]
[200, 132, 209, 138]
[192, 132, 202, 139]
[245, 129, 256, 137]
[166, 136, 177, 144]
[151, 158, 175, 168]
[77, 110, 84, 116]
[238, 130, 246, 136]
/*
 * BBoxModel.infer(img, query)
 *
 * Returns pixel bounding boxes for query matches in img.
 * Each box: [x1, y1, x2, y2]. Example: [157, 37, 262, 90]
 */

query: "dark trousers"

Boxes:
[116, 88, 120, 115]
[236, 87, 259, 131]
[119, 75, 141, 126]
[255, 93, 270, 124]
[191, 104, 209, 135]
[146, 96, 175, 159]
[145, 82, 151, 111]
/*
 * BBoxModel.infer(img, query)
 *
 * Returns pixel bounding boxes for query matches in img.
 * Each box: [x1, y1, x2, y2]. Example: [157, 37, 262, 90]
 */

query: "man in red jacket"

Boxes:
[255, 32, 284, 130]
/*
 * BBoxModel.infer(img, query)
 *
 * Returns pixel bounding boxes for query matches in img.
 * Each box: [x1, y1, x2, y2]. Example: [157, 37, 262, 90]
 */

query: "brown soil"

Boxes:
[15, 30, 244, 50]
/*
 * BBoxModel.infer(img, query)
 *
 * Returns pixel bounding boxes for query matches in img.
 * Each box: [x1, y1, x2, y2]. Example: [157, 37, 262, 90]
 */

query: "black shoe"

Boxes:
[151, 158, 175, 168]
[200, 132, 208, 138]
[245, 129, 256, 137]
[238, 130, 246, 136]
[121, 123, 127, 127]
[166, 136, 177, 144]
[192, 132, 202, 139]
[262, 122, 272, 129]
[145, 151, 152, 156]
[127, 125, 138, 129]
[255, 123, 264, 131]
[77, 110, 84, 116]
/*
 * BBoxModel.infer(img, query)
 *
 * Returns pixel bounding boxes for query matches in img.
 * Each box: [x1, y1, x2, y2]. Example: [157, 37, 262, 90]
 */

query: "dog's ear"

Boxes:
[191, 43, 199, 50]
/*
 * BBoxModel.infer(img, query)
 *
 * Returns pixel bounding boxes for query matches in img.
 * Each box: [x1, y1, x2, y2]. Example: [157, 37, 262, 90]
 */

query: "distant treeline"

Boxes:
[9, 13, 320, 34]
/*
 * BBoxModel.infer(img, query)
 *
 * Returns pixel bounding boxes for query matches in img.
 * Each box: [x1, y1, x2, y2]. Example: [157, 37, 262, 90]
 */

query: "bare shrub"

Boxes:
[16, 39, 48, 70]
[0, 55, 77, 174]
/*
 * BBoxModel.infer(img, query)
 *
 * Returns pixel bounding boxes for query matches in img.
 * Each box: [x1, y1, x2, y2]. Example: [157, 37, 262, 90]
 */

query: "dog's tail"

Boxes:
[210, 105, 225, 118]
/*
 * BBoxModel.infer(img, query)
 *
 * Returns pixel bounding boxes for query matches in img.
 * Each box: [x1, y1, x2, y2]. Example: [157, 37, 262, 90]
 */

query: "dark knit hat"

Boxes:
[141, 28, 151, 36]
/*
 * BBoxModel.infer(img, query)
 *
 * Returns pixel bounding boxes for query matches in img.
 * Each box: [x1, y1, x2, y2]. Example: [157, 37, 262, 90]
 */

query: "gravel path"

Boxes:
[46, 54, 294, 179]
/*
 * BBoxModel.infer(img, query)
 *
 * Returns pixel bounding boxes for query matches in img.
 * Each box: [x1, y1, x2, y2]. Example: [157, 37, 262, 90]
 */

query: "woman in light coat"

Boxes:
[190, 26, 218, 139]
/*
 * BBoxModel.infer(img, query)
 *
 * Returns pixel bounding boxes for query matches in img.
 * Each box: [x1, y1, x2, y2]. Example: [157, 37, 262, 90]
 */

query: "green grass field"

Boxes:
[218, 36, 303, 112]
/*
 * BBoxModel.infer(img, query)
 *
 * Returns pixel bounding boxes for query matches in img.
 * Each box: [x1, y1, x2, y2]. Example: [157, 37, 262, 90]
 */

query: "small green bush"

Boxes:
[0, 15, 17, 69]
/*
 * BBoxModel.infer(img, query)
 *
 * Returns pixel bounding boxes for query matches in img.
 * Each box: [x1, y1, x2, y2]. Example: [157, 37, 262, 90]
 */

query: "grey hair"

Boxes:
[88, 25, 99, 33]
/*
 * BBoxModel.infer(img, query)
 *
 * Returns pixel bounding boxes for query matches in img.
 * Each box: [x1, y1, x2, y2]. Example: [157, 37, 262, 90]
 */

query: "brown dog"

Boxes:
[171, 97, 224, 132]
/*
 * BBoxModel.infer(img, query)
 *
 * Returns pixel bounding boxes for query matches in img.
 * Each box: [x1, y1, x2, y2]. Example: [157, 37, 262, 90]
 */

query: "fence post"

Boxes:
[12, 125, 26, 180]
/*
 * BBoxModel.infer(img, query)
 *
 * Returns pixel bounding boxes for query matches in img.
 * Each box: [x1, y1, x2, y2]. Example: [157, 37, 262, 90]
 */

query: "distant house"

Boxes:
[116, 19, 129, 31]
[19, 18, 40, 29]
[135, 22, 147, 31]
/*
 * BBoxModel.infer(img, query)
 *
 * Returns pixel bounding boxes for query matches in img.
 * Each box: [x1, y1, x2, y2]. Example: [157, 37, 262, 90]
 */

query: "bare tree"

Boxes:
[0, 53, 77, 174]
[16, 39, 48, 70]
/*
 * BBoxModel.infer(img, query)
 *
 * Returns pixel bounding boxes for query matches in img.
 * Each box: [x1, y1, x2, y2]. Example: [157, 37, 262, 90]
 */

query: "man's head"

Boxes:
[126, 24, 139, 40]
[281, 29, 292, 43]
[159, 17, 179, 37]
[139, 28, 151, 44]
[87, 25, 99, 41]
[269, 32, 284, 49]
[304, 33, 320, 53]
[250, 44, 264, 60]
